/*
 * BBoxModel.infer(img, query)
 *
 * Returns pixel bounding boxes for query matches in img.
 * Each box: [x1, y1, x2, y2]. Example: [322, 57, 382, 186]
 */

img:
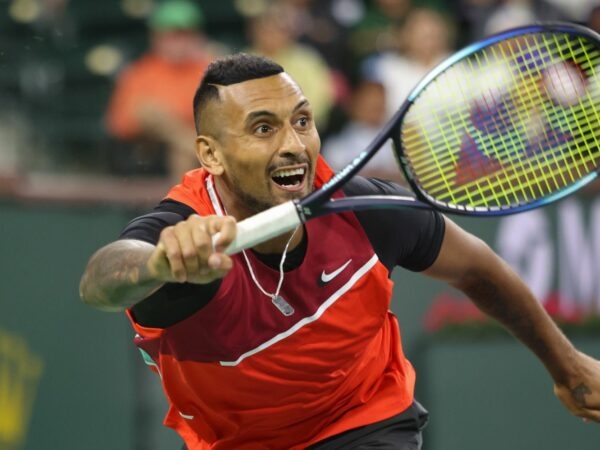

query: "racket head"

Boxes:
[394, 22, 600, 216]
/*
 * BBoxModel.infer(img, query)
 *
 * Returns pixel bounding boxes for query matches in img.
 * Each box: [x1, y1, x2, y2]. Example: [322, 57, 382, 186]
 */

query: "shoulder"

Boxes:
[343, 176, 412, 196]
[119, 199, 196, 244]
[343, 177, 446, 272]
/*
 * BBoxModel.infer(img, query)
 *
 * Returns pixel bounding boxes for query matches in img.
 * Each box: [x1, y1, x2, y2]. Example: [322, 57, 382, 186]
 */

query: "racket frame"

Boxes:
[223, 22, 600, 254]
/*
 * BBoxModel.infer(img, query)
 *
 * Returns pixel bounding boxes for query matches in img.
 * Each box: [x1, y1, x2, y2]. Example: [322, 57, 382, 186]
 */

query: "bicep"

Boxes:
[423, 216, 498, 285]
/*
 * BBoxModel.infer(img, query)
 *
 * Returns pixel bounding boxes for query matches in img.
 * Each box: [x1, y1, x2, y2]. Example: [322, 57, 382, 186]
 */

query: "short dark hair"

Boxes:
[193, 53, 284, 133]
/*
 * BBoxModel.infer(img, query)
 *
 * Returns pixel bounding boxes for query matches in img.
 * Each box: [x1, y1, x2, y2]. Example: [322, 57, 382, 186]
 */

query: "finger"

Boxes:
[174, 221, 201, 276]
[580, 409, 600, 423]
[147, 240, 167, 271]
[190, 218, 215, 266]
[207, 252, 234, 271]
[206, 216, 237, 252]
[555, 385, 600, 423]
[160, 227, 187, 282]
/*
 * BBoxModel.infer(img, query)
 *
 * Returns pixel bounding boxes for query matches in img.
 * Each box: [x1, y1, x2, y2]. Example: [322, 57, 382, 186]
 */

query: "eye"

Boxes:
[295, 116, 310, 129]
[254, 124, 273, 135]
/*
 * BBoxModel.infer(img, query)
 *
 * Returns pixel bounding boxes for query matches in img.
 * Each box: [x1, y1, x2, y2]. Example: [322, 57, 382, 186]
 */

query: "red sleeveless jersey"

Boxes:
[126, 157, 416, 449]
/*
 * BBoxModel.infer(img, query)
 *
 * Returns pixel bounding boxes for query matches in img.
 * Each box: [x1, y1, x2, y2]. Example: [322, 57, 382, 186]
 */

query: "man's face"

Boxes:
[205, 73, 320, 215]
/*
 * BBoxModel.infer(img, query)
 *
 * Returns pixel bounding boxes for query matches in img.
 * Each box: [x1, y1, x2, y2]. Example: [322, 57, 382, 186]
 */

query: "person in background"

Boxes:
[106, 0, 217, 181]
[482, 0, 567, 37]
[451, 0, 568, 42]
[245, 2, 336, 130]
[278, 0, 361, 86]
[586, 4, 600, 33]
[322, 78, 405, 184]
[349, 0, 413, 59]
[362, 7, 454, 118]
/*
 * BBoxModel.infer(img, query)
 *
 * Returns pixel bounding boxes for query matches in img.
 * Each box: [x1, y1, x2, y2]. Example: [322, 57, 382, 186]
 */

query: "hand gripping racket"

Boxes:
[224, 22, 600, 254]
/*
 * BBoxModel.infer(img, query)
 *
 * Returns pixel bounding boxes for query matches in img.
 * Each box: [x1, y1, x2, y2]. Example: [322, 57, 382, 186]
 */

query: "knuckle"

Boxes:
[165, 247, 181, 259]
[161, 226, 175, 238]
[196, 239, 211, 252]
[175, 221, 188, 231]
[189, 214, 205, 225]
[182, 249, 197, 260]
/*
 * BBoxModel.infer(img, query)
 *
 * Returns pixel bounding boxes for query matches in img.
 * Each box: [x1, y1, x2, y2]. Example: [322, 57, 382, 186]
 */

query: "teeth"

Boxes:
[272, 168, 305, 177]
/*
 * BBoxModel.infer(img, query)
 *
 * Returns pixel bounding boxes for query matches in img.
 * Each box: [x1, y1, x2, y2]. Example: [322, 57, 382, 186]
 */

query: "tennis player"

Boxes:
[80, 53, 600, 449]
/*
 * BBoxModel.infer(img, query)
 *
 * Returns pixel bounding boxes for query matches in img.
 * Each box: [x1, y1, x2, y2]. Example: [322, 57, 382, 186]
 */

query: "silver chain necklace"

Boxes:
[241, 226, 300, 316]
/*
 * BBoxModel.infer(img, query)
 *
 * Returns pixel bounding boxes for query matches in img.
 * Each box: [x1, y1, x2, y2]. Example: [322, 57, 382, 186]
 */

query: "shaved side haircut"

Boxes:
[193, 53, 284, 133]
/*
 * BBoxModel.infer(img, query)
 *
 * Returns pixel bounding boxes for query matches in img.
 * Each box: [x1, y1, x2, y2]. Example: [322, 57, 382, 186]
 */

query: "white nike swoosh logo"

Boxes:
[320, 259, 352, 284]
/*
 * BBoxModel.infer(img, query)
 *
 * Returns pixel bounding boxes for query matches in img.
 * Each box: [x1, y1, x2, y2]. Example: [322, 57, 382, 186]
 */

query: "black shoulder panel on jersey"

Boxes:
[119, 199, 197, 244]
[342, 177, 446, 275]
[120, 199, 222, 328]
[123, 180, 445, 328]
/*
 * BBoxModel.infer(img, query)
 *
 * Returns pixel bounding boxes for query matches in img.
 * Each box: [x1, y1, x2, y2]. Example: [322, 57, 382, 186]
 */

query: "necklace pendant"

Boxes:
[271, 295, 295, 316]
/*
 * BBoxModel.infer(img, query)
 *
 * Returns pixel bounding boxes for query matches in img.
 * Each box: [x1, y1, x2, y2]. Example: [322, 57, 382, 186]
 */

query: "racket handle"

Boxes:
[212, 201, 302, 255]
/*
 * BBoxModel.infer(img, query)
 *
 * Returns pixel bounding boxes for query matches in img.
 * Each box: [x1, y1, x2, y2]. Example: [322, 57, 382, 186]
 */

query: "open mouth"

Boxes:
[270, 165, 307, 192]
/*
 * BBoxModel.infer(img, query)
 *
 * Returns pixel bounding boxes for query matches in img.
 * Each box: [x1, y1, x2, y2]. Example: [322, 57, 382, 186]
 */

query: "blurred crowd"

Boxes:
[0, 0, 599, 183]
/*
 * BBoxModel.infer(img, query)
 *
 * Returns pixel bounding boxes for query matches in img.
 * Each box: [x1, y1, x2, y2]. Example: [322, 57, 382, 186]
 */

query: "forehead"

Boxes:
[217, 73, 306, 116]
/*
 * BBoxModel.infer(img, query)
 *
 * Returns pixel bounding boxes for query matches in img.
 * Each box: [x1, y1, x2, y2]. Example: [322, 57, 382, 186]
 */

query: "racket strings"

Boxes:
[406, 36, 596, 158]
[401, 31, 600, 210]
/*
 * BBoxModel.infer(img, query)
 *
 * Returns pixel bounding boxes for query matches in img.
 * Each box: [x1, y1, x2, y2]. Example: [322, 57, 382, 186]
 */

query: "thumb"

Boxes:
[146, 242, 170, 279]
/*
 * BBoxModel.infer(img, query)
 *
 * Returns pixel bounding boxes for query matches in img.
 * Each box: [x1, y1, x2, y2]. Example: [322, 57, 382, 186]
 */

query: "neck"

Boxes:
[253, 227, 304, 255]
[213, 176, 304, 254]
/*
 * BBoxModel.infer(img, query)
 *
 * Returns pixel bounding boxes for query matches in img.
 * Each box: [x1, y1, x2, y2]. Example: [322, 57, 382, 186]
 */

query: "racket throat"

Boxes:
[294, 199, 312, 223]
[224, 201, 303, 254]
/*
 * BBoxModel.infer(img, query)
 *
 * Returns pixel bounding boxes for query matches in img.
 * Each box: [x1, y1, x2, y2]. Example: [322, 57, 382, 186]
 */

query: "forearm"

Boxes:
[79, 240, 164, 312]
[454, 254, 577, 384]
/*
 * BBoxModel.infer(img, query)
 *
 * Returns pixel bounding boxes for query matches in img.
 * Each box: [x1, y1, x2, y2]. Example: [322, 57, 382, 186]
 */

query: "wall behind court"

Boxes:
[1, 190, 599, 450]
[0, 201, 138, 450]
[392, 193, 600, 450]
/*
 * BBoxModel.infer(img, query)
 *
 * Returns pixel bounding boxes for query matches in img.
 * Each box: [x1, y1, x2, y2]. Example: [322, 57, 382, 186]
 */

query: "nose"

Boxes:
[278, 123, 306, 156]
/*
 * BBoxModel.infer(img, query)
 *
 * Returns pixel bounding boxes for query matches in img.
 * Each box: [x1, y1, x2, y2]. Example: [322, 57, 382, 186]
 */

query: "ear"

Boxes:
[196, 135, 224, 176]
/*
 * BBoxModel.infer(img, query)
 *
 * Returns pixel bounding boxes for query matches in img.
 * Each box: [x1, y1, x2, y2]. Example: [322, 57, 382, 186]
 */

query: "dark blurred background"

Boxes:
[1, 0, 599, 449]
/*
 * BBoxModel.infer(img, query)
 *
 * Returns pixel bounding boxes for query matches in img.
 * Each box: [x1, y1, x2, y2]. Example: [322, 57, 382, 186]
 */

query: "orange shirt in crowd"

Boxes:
[106, 53, 210, 139]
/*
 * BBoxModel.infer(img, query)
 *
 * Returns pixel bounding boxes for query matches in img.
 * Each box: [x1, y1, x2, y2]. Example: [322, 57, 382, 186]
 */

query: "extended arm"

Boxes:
[79, 240, 163, 312]
[79, 214, 236, 312]
[424, 217, 600, 423]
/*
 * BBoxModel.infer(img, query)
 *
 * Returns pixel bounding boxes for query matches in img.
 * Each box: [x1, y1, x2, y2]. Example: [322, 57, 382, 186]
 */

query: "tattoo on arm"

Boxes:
[80, 240, 162, 311]
[572, 383, 591, 407]
[460, 275, 533, 337]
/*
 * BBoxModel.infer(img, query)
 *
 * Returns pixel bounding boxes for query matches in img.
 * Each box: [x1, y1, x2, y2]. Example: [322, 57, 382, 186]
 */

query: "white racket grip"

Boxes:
[212, 201, 302, 255]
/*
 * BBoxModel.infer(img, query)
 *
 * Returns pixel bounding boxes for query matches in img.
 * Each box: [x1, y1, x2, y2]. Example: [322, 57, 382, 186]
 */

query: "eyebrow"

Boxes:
[244, 100, 310, 126]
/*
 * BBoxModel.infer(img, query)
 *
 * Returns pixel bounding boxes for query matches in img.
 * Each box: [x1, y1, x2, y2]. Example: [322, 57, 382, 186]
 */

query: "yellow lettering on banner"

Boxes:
[0, 330, 43, 448]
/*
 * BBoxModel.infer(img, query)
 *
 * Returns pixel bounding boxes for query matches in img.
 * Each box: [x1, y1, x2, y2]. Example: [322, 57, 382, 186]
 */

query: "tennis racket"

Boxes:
[224, 22, 600, 255]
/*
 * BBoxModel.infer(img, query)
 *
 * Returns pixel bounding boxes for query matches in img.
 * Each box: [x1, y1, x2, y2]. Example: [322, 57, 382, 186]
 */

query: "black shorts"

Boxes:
[308, 401, 429, 450]
[180, 401, 428, 450]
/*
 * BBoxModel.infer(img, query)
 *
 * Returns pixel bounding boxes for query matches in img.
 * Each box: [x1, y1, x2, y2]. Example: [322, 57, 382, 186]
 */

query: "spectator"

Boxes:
[483, 0, 567, 37]
[322, 79, 405, 183]
[363, 7, 455, 118]
[279, 0, 362, 78]
[105, 0, 216, 181]
[350, 0, 411, 53]
[349, 0, 423, 59]
[586, 5, 600, 33]
[450, 0, 568, 44]
[245, 2, 336, 130]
